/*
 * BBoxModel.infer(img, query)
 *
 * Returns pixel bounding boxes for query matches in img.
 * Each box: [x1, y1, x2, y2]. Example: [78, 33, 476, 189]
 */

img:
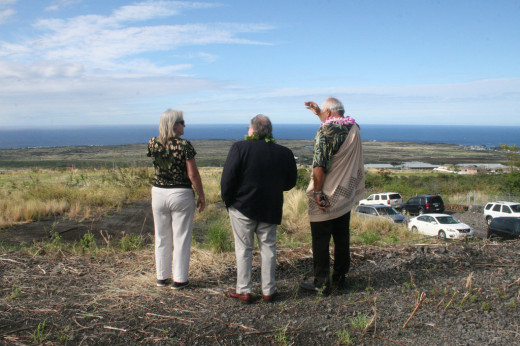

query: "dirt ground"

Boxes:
[0, 200, 156, 246]
[1, 202, 520, 345]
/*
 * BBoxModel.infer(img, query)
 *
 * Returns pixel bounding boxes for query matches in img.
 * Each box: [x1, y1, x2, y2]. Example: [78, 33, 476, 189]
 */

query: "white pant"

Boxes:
[228, 207, 277, 296]
[151, 187, 195, 283]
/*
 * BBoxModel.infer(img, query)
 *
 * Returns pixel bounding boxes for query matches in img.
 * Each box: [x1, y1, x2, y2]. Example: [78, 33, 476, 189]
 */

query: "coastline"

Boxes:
[2, 124, 520, 149]
[0, 140, 508, 169]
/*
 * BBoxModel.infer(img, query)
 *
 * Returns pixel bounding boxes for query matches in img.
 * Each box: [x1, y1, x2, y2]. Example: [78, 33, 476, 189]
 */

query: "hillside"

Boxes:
[1, 201, 519, 345]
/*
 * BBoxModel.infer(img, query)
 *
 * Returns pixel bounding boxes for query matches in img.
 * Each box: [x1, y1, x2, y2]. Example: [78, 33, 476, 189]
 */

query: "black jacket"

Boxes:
[221, 140, 297, 225]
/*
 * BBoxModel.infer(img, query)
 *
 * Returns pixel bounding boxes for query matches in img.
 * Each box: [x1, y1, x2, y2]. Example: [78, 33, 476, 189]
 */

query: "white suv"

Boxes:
[483, 201, 520, 225]
[359, 192, 403, 209]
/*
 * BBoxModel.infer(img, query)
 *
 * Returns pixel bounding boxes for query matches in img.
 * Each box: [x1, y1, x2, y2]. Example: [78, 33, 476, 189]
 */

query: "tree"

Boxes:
[500, 144, 520, 170]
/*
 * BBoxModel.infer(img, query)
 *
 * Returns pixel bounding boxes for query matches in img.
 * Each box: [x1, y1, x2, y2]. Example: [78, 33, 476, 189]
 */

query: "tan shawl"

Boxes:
[306, 124, 365, 222]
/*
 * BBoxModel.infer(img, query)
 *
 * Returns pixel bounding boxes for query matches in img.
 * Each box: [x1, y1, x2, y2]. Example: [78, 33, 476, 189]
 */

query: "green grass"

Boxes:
[31, 319, 50, 344]
[336, 329, 355, 345]
[273, 324, 290, 345]
[9, 284, 23, 300]
[204, 219, 234, 253]
[349, 314, 371, 330]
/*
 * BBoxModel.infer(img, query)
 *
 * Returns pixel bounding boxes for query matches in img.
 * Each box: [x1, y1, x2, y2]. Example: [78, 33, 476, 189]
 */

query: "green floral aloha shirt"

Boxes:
[312, 124, 352, 172]
[147, 137, 196, 188]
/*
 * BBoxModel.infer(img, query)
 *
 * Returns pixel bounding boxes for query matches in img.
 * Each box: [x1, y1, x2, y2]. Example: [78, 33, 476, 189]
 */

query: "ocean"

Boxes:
[1, 124, 519, 149]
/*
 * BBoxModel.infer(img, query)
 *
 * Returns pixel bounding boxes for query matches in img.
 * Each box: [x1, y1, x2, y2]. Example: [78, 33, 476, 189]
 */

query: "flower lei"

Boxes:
[321, 116, 356, 127]
[244, 134, 276, 143]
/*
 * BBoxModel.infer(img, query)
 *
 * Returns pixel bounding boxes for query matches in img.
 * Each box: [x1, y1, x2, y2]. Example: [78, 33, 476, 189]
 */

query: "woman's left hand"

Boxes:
[197, 197, 206, 212]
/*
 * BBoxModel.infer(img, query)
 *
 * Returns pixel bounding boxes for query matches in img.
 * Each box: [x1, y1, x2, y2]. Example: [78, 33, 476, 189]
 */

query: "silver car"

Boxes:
[354, 205, 406, 224]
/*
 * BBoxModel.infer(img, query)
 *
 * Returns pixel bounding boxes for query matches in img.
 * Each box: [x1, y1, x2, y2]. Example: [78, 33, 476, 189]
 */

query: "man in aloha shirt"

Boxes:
[300, 97, 365, 295]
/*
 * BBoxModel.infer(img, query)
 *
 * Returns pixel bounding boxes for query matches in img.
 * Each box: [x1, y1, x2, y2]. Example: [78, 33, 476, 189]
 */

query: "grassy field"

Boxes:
[0, 140, 513, 249]
[0, 140, 507, 168]
[0, 166, 429, 250]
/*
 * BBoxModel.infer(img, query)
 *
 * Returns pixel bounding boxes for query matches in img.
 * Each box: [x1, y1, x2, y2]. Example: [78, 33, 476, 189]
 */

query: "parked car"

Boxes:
[487, 217, 520, 239]
[358, 192, 403, 208]
[408, 214, 474, 240]
[354, 205, 406, 224]
[483, 201, 520, 225]
[402, 195, 445, 215]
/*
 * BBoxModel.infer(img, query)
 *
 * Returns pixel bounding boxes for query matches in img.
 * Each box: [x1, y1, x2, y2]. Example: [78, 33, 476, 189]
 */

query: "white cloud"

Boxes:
[0, 42, 30, 57]
[0, 1, 282, 126]
[195, 52, 218, 63]
[2, 1, 272, 75]
[45, 0, 83, 12]
[0, 76, 518, 126]
[0, 61, 85, 79]
[0, 8, 15, 23]
[0, 0, 17, 6]
[255, 78, 520, 103]
[112, 1, 218, 22]
[37, 23, 271, 66]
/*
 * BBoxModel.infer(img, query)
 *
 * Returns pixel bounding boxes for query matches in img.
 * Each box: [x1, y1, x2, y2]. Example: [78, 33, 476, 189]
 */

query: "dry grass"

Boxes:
[351, 214, 421, 245]
[198, 167, 224, 203]
[189, 247, 236, 281]
[280, 189, 310, 241]
[2, 166, 425, 251]
[0, 168, 151, 228]
[0, 195, 69, 225]
[99, 246, 235, 303]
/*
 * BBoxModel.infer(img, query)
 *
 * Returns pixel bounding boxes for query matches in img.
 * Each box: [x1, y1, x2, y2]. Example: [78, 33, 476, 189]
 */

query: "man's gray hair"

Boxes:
[321, 97, 345, 116]
[250, 114, 273, 138]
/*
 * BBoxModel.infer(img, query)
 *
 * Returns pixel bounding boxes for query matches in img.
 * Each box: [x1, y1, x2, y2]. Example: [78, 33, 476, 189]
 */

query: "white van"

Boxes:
[359, 192, 403, 209]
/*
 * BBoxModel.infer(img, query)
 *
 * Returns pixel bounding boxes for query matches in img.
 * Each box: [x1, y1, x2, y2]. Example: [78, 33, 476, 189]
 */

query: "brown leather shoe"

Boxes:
[262, 293, 276, 302]
[229, 289, 251, 303]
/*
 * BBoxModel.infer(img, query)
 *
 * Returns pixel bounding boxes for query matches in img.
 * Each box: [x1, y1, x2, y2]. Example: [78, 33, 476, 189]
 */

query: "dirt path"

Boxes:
[1, 205, 520, 345]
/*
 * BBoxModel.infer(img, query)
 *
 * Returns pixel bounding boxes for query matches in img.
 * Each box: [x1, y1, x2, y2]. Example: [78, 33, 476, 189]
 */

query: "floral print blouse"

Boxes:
[147, 137, 196, 188]
[312, 123, 352, 172]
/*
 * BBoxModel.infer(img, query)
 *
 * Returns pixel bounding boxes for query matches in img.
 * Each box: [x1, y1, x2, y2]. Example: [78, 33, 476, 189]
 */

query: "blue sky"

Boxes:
[0, 0, 519, 128]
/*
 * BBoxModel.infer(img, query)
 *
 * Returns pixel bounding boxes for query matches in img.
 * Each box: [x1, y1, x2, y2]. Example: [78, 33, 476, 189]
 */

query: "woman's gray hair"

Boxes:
[158, 109, 183, 144]
[250, 114, 272, 138]
[321, 97, 345, 116]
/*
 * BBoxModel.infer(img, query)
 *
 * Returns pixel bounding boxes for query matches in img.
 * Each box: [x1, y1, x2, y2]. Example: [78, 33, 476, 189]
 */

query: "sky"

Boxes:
[0, 0, 519, 128]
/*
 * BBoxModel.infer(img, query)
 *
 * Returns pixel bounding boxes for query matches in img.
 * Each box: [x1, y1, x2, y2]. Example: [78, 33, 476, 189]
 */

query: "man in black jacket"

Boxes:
[221, 115, 297, 303]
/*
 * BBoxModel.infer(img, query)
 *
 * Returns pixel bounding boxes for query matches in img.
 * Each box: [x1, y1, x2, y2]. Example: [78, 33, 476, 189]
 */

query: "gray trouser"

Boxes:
[228, 207, 277, 296]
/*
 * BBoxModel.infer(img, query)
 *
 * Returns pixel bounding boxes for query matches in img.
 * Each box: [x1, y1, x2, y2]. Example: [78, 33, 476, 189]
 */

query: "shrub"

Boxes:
[118, 234, 147, 252]
[81, 232, 96, 249]
[205, 220, 234, 253]
[296, 167, 311, 190]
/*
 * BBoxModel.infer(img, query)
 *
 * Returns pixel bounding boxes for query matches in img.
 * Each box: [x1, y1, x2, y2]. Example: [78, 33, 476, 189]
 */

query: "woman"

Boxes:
[147, 109, 205, 289]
